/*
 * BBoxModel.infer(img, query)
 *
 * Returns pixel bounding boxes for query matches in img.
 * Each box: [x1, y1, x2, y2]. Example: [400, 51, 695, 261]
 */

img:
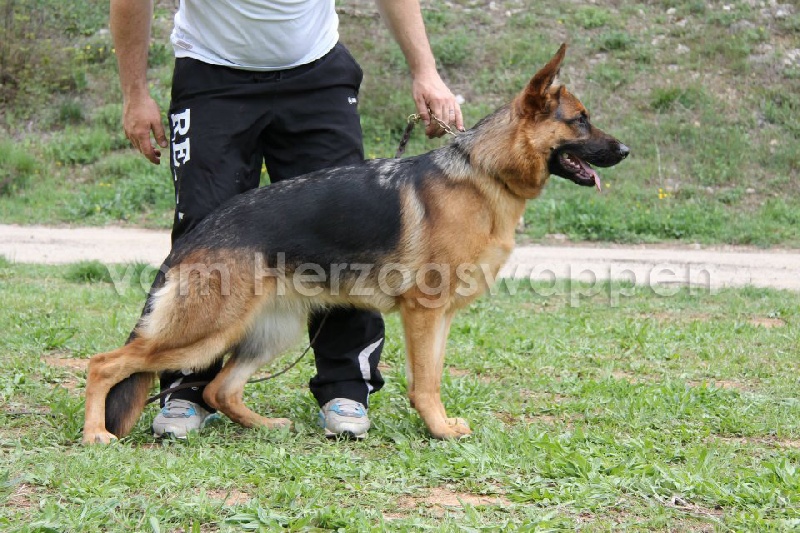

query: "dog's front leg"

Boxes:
[400, 303, 471, 439]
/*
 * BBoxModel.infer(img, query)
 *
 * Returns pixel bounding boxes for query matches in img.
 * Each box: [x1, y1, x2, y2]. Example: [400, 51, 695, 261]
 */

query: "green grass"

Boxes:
[1, 261, 799, 530]
[0, 0, 798, 244]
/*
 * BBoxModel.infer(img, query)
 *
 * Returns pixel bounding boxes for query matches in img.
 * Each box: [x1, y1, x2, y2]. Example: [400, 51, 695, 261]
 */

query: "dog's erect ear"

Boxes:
[522, 43, 567, 115]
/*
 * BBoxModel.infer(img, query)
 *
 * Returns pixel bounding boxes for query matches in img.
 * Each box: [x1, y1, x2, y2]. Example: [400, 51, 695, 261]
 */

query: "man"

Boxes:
[110, 0, 463, 439]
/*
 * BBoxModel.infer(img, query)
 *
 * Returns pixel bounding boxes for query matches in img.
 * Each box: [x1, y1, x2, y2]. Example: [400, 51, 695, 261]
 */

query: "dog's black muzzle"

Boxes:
[549, 138, 629, 188]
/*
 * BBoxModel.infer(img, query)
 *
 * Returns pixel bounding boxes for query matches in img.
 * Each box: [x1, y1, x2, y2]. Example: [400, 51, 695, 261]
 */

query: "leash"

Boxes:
[395, 111, 459, 158]
[145, 312, 329, 406]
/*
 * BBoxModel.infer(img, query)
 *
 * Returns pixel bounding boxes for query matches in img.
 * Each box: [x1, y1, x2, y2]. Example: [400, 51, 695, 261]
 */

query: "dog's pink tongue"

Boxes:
[580, 161, 602, 192]
[591, 169, 602, 192]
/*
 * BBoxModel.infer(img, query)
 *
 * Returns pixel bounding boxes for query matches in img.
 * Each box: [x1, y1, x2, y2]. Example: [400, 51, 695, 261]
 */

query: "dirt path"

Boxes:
[2, 224, 799, 291]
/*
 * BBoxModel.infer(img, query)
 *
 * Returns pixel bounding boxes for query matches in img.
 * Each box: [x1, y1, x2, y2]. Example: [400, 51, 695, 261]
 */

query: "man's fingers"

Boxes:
[423, 100, 463, 137]
[135, 133, 160, 164]
[153, 121, 168, 149]
[414, 95, 431, 126]
[454, 105, 464, 132]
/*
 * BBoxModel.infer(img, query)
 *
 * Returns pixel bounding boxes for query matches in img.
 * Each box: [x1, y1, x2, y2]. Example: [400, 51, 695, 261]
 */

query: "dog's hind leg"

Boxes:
[84, 331, 237, 444]
[203, 308, 306, 429]
[83, 338, 152, 444]
[400, 304, 471, 439]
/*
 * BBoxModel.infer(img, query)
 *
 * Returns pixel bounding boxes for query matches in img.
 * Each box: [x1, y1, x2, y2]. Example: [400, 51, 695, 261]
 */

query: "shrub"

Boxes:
[0, 140, 38, 195]
[64, 260, 111, 283]
[47, 127, 116, 165]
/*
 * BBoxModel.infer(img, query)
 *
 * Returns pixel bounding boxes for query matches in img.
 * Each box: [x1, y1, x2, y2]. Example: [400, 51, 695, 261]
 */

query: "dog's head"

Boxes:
[517, 44, 629, 191]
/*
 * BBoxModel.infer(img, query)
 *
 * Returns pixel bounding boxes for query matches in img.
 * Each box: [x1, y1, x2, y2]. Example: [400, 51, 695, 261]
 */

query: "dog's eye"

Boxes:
[567, 115, 590, 130]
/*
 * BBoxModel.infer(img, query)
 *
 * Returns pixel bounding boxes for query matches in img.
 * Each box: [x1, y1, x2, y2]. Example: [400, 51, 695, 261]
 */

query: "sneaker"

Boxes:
[152, 399, 220, 439]
[318, 398, 370, 439]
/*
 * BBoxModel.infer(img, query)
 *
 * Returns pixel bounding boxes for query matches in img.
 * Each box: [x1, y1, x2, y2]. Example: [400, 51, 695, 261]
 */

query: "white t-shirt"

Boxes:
[170, 0, 339, 70]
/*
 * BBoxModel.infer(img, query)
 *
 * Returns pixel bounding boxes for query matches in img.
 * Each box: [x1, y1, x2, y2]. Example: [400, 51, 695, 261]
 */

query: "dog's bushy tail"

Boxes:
[105, 372, 156, 437]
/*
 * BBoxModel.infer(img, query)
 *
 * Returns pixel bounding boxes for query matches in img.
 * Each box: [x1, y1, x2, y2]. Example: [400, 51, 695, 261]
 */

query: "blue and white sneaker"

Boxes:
[152, 399, 220, 438]
[318, 398, 370, 439]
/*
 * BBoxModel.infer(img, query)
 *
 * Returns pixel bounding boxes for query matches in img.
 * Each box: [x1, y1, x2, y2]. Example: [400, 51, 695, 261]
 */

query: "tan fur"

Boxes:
[83, 44, 623, 443]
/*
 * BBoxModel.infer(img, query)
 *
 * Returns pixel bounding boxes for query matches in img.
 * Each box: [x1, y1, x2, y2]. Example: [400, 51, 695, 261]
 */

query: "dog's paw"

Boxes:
[446, 417, 471, 437]
[259, 417, 293, 429]
[82, 429, 119, 445]
[430, 418, 472, 439]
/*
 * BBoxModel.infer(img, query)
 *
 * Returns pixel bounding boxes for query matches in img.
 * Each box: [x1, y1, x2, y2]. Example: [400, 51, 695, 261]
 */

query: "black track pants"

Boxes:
[129, 44, 385, 410]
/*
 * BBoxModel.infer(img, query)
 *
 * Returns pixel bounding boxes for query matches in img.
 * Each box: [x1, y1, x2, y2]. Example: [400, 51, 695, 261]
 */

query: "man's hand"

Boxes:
[123, 95, 168, 164]
[111, 0, 165, 164]
[375, 0, 464, 138]
[412, 69, 464, 138]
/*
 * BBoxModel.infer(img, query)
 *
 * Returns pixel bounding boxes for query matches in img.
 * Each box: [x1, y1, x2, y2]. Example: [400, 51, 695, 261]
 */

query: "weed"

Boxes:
[68, 163, 173, 222]
[589, 64, 631, 88]
[47, 127, 119, 166]
[573, 6, 612, 29]
[0, 140, 38, 195]
[650, 85, 707, 111]
[148, 42, 171, 67]
[599, 31, 635, 52]
[57, 100, 85, 125]
[64, 261, 112, 284]
[431, 30, 473, 69]
[762, 90, 800, 136]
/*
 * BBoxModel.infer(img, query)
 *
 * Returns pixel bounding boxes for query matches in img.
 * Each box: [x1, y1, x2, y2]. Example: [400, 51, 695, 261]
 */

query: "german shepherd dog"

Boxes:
[83, 45, 628, 444]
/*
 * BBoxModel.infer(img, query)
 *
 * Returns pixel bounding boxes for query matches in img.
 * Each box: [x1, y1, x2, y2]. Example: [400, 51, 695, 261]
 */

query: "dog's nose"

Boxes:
[618, 143, 630, 159]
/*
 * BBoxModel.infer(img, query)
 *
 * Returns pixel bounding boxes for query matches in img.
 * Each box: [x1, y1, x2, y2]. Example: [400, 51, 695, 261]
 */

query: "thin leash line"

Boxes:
[145, 312, 329, 406]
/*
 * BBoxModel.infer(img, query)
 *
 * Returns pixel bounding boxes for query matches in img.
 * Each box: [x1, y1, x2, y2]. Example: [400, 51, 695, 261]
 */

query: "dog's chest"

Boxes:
[451, 238, 514, 308]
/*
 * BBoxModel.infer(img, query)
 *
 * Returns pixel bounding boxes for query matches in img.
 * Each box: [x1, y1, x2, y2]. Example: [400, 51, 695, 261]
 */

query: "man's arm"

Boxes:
[110, 0, 168, 164]
[375, 0, 464, 137]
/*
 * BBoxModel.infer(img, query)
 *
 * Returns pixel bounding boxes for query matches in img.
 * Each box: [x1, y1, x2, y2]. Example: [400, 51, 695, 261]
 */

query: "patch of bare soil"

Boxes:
[497, 411, 582, 428]
[447, 367, 495, 383]
[387, 486, 511, 519]
[42, 355, 88, 391]
[708, 436, 800, 450]
[42, 356, 88, 371]
[170, 525, 220, 533]
[662, 495, 724, 525]
[748, 317, 786, 328]
[576, 500, 721, 531]
[643, 312, 715, 323]
[206, 489, 252, 507]
[610, 370, 648, 384]
[687, 380, 747, 391]
[5, 483, 36, 511]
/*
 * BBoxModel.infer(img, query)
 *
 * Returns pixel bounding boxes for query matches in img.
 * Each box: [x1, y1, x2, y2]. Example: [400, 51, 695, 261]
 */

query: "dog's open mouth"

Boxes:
[552, 152, 602, 191]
